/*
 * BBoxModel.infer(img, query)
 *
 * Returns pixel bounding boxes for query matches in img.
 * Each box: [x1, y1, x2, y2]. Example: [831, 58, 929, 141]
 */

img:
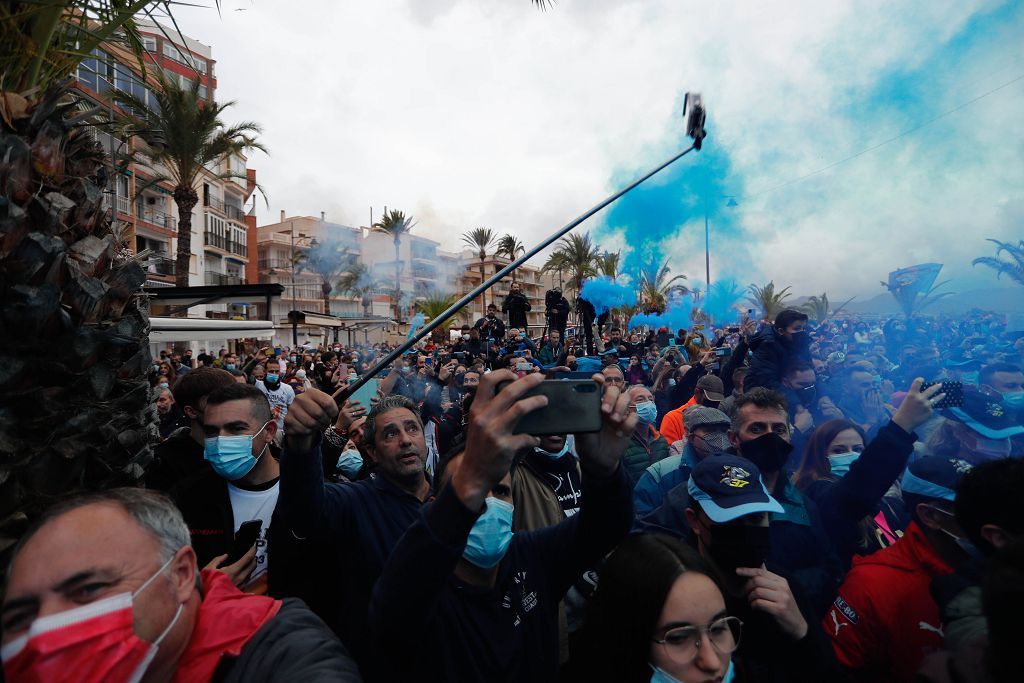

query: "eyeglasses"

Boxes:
[652, 616, 742, 665]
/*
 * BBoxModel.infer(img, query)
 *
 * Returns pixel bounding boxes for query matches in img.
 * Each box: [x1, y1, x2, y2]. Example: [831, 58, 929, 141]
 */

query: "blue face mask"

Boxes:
[668, 378, 677, 387]
[635, 401, 658, 424]
[650, 660, 734, 683]
[204, 421, 271, 481]
[536, 439, 571, 460]
[336, 449, 363, 478]
[265, 373, 280, 384]
[463, 497, 514, 569]
[828, 451, 861, 477]
[1003, 391, 1024, 408]
[225, 363, 236, 370]
[962, 371, 980, 385]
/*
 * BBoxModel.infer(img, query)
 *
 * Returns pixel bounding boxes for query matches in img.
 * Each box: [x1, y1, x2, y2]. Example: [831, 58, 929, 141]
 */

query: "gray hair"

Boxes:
[365, 394, 421, 444]
[10, 488, 192, 575]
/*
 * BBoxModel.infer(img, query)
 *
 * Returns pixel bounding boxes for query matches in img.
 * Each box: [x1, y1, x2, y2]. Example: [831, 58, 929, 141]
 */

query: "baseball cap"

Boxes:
[683, 405, 731, 432]
[696, 375, 726, 402]
[900, 456, 975, 502]
[688, 455, 784, 523]
[943, 386, 1024, 440]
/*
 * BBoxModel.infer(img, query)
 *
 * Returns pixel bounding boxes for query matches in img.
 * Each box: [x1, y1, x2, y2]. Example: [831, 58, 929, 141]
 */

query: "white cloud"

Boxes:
[167, 0, 1024, 298]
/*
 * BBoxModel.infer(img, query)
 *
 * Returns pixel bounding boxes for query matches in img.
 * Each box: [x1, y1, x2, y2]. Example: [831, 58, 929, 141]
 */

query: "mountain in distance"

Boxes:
[832, 286, 1024, 316]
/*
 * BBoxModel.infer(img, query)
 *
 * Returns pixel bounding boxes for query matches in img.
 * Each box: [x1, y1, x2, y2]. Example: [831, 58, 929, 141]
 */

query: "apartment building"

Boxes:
[360, 229, 457, 318]
[72, 20, 256, 311]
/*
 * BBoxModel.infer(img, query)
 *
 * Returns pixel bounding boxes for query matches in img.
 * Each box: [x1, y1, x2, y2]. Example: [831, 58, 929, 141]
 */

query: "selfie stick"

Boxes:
[338, 99, 707, 403]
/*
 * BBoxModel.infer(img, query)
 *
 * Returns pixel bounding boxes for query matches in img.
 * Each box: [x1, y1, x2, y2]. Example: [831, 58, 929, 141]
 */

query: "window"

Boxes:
[198, 84, 207, 100]
[142, 36, 157, 52]
[162, 42, 184, 63]
[76, 57, 98, 91]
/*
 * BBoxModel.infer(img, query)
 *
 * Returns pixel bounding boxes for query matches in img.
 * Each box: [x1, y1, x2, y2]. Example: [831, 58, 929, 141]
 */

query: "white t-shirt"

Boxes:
[227, 481, 280, 589]
[255, 380, 295, 432]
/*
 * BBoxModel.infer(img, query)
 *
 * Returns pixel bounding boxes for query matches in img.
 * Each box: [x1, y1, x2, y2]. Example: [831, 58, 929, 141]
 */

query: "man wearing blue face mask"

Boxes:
[170, 384, 285, 595]
[369, 370, 637, 682]
[621, 385, 671, 486]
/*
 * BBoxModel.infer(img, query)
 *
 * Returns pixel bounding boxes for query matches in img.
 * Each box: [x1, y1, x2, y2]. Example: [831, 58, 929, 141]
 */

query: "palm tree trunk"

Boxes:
[393, 239, 402, 323]
[322, 281, 332, 316]
[173, 186, 198, 290]
[480, 256, 487, 314]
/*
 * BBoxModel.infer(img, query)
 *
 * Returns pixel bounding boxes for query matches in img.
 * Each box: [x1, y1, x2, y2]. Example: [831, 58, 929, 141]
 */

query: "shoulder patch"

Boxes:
[834, 596, 859, 624]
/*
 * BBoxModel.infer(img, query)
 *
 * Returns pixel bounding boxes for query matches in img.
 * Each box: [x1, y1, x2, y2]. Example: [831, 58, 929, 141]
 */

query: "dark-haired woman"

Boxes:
[792, 378, 942, 567]
[570, 533, 741, 683]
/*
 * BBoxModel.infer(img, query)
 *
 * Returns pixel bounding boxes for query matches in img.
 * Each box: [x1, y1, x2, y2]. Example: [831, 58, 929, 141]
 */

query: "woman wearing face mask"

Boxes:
[569, 533, 742, 683]
[621, 386, 672, 486]
[792, 377, 943, 567]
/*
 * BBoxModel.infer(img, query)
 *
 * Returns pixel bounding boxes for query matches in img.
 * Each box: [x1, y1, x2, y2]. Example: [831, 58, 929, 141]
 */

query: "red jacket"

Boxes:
[824, 522, 954, 683]
[659, 397, 697, 445]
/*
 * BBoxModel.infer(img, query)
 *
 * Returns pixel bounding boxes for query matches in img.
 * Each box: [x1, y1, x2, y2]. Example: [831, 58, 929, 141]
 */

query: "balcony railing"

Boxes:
[259, 259, 294, 270]
[205, 195, 225, 212]
[205, 271, 243, 286]
[225, 204, 246, 222]
[227, 240, 248, 258]
[146, 257, 176, 276]
[136, 206, 176, 231]
[203, 231, 228, 251]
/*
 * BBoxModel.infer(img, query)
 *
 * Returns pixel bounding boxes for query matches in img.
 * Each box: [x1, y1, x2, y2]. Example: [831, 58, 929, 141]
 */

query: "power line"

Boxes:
[746, 71, 1024, 198]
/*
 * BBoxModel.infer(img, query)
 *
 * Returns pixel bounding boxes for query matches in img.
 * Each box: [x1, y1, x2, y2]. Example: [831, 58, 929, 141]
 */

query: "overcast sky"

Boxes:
[164, 0, 1024, 301]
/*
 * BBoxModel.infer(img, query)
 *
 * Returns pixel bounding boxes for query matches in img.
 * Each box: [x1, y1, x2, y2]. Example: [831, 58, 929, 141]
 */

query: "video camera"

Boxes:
[544, 288, 563, 311]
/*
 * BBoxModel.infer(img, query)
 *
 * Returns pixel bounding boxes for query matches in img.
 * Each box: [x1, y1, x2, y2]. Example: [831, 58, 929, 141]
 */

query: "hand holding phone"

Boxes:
[227, 520, 263, 565]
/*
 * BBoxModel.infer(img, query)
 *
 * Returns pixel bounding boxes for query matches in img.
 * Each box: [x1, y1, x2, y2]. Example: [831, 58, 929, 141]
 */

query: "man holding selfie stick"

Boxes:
[369, 370, 637, 682]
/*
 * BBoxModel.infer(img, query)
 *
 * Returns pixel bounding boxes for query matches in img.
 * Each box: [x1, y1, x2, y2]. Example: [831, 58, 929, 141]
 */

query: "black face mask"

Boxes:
[739, 432, 793, 474]
[707, 523, 772, 574]
[795, 384, 817, 407]
[785, 330, 810, 346]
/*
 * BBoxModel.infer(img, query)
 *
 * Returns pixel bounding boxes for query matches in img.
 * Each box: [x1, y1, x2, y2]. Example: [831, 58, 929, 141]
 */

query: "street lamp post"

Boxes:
[290, 220, 298, 346]
[704, 196, 738, 291]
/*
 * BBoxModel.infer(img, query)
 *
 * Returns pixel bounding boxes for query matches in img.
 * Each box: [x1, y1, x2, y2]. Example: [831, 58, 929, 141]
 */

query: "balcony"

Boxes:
[204, 271, 243, 286]
[259, 259, 294, 270]
[227, 240, 248, 258]
[147, 257, 176, 276]
[136, 206, 176, 231]
[203, 231, 228, 251]
[225, 204, 246, 222]
[205, 195, 225, 213]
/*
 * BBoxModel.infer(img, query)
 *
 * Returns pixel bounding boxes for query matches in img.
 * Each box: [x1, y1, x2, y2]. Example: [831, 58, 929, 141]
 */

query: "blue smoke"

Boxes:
[580, 276, 637, 313]
[702, 279, 745, 326]
[406, 312, 425, 339]
[628, 296, 695, 332]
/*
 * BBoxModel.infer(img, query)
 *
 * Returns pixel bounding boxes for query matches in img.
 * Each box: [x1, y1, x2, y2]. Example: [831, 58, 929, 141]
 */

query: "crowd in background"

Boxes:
[4, 295, 1024, 682]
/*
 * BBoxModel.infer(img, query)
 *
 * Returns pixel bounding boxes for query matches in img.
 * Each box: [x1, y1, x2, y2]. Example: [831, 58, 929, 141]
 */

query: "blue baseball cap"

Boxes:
[688, 455, 784, 523]
[900, 456, 975, 502]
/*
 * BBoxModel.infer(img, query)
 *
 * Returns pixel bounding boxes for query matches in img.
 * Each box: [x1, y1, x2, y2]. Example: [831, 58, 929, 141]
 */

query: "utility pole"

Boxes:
[290, 220, 297, 346]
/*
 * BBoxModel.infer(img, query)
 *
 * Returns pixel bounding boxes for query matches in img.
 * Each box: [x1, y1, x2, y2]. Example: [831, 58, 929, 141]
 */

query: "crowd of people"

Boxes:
[4, 296, 1024, 682]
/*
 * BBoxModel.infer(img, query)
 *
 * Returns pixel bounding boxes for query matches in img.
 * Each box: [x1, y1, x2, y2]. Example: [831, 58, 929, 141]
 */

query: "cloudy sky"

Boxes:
[165, 0, 1024, 302]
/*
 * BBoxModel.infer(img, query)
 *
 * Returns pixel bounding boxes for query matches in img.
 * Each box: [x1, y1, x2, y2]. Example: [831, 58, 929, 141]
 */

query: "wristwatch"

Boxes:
[323, 424, 349, 447]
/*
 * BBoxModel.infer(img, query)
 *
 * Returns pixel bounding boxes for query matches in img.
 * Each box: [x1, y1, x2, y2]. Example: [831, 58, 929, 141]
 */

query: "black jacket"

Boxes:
[475, 315, 507, 342]
[278, 437, 425, 663]
[502, 291, 532, 330]
[745, 326, 811, 392]
[801, 420, 917, 568]
[369, 465, 633, 683]
[216, 598, 363, 682]
[146, 427, 208, 492]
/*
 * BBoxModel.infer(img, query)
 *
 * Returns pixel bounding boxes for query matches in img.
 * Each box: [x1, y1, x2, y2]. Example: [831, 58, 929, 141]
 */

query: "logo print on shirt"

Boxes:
[833, 596, 859, 624]
[830, 609, 849, 636]
[919, 621, 944, 637]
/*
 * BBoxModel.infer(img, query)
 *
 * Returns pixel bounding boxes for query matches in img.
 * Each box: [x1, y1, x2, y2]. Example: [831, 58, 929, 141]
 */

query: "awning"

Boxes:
[150, 317, 275, 343]
[287, 310, 395, 331]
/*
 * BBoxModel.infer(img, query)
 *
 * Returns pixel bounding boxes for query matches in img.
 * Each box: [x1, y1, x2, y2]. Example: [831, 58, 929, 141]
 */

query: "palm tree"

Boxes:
[0, 0, 190, 574]
[371, 209, 416, 322]
[115, 75, 265, 288]
[542, 232, 600, 298]
[336, 262, 379, 317]
[293, 238, 353, 315]
[973, 239, 1024, 286]
[638, 259, 688, 313]
[495, 234, 525, 281]
[801, 292, 855, 323]
[462, 228, 497, 313]
[747, 281, 793, 320]
[415, 290, 471, 343]
[595, 251, 622, 280]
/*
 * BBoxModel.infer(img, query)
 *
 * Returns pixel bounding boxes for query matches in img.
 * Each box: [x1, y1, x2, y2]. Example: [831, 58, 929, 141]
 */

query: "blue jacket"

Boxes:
[369, 465, 633, 682]
[278, 436, 425, 663]
[632, 443, 699, 518]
